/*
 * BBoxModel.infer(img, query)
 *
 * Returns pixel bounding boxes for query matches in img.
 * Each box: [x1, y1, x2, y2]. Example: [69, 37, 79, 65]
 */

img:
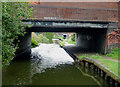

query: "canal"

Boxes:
[2, 44, 109, 86]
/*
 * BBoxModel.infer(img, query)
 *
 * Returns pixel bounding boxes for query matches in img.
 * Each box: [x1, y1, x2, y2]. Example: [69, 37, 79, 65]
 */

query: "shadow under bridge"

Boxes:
[16, 19, 114, 59]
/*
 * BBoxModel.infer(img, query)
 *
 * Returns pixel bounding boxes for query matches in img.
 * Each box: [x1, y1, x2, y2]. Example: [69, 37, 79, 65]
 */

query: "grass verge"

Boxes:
[79, 54, 120, 76]
[68, 38, 75, 44]
[106, 48, 119, 60]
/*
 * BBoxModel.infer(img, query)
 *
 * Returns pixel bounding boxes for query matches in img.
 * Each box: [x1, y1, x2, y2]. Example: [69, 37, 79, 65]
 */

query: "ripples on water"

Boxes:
[31, 44, 74, 74]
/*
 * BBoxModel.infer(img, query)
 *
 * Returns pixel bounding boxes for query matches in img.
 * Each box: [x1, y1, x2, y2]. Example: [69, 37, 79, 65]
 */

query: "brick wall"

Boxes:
[28, 2, 118, 22]
[107, 29, 120, 52]
[108, 29, 120, 45]
[28, 2, 118, 9]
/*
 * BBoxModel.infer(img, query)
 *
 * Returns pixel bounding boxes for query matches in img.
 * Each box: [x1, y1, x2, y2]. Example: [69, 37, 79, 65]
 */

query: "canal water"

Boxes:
[2, 44, 107, 86]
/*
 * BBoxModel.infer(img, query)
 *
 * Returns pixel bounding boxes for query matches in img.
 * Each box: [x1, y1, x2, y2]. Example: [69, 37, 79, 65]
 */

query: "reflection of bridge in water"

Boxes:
[16, 2, 119, 58]
[76, 63, 111, 87]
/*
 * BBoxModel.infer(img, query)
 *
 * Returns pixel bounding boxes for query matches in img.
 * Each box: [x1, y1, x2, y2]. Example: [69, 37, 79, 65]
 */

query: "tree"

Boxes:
[44, 32, 54, 43]
[71, 33, 75, 41]
[2, 2, 33, 65]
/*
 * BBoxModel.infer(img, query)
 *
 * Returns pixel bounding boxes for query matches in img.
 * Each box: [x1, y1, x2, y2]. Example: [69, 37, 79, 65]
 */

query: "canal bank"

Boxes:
[63, 45, 120, 87]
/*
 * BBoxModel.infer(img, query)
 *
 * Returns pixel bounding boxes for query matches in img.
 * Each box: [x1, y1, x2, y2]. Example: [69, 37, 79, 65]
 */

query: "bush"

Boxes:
[59, 39, 67, 46]
[68, 38, 75, 44]
[32, 39, 38, 48]
[68, 33, 75, 44]
[90, 54, 103, 59]
[37, 34, 49, 43]
[106, 47, 119, 60]
[2, 2, 33, 65]
[71, 33, 75, 41]
[79, 54, 103, 59]
[32, 33, 49, 47]
[79, 54, 88, 59]
[44, 32, 54, 43]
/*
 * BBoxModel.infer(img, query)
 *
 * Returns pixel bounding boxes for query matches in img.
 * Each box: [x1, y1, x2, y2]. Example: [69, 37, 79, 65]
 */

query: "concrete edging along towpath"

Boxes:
[79, 57, 120, 83]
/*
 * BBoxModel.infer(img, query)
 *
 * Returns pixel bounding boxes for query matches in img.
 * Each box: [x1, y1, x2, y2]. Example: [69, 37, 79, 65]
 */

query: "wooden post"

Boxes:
[88, 62, 91, 68]
[83, 61, 86, 67]
[86, 62, 88, 67]
[96, 67, 98, 74]
[102, 71, 106, 78]
[99, 69, 101, 76]
[92, 64, 94, 70]
[112, 78, 115, 87]
[106, 76, 110, 83]
[117, 82, 120, 87]
[81, 61, 83, 66]
[93, 65, 96, 71]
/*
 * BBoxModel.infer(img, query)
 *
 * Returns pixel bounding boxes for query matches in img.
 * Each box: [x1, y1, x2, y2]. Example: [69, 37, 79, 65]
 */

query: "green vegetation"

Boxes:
[99, 60, 119, 76]
[0, 26, 1, 63]
[32, 32, 49, 47]
[79, 54, 89, 59]
[71, 33, 75, 42]
[37, 34, 49, 43]
[68, 33, 75, 44]
[32, 32, 56, 47]
[2, 2, 33, 65]
[90, 54, 103, 59]
[53, 35, 66, 46]
[54, 36, 63, 40]
[0, 29, 1, 50]
[44, 32, 54, 43]
[106, 48, 119, 60]
[79, 54, 103, 59]
[53, 33, 76, 46]
[32, 32, 54, 47]
[32, 39, 38, 48]
[79, 54, 119, 76]
[68, 38, 75, 44]
[60, 39, 67, 46]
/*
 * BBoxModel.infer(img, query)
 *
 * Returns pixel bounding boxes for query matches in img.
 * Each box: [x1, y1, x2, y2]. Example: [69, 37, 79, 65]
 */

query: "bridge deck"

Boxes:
[22, 19, 118, 32]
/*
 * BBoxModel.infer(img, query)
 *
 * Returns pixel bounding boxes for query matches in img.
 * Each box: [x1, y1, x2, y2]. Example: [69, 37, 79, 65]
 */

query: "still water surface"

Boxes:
[2, 44, 102, 85]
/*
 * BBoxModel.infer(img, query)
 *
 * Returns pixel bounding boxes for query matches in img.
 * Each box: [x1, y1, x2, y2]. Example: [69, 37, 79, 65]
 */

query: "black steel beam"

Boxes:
[26, 26, 107, 32]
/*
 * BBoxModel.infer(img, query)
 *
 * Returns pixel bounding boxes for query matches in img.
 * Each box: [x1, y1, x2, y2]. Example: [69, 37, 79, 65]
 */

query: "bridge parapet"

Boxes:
[30, 3, 118, 22]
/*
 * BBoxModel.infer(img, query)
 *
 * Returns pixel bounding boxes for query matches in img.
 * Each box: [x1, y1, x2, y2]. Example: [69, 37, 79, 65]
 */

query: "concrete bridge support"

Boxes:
[75, 29, 107, 53]
[15, 31, 32, 60]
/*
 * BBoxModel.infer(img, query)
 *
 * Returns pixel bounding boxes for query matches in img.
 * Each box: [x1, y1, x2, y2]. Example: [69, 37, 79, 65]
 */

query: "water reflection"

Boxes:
[31, 64, 98, 85]
[2, 61, 32, 85]
[2, 44, 101, 86]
